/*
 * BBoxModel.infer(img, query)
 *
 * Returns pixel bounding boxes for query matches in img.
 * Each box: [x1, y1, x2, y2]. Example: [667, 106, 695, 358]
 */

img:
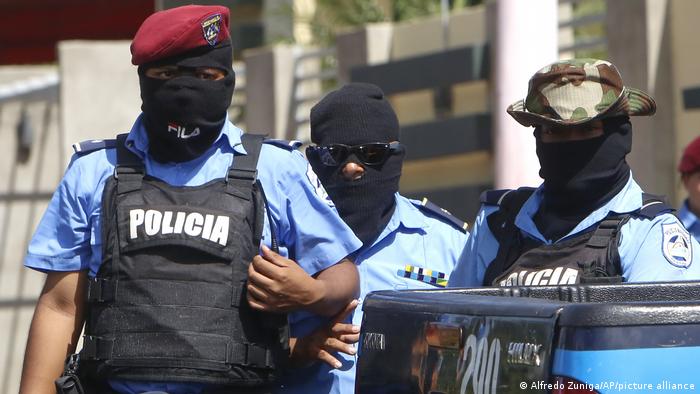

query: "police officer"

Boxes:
[678, 135, 700, 241]
[19, 6, 361, 394]
[449, 58, 700, 287]
[278, 83, 469, 394]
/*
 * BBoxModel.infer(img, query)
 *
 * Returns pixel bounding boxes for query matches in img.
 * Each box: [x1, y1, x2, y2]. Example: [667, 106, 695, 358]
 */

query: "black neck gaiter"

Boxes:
[139, 44, 235, 163]
[310, 150, 404, 247]
[533, 116, 632, 240]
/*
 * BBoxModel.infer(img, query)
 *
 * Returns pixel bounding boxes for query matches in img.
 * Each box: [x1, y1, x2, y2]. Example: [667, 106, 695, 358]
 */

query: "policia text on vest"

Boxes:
[128, 208, 230, 246]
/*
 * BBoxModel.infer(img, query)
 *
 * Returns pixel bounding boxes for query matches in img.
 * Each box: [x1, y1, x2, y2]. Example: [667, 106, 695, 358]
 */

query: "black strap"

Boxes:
[228, 343, 275, 368]
[82, 334, 274, 368]
[228, 133, 265, 184]
[583, 216, 626, 281]
[114, 133, 144, 195]
[81, 336, 115, 361]
[482, 188, 535, 285]
[234, 133, 280, 254]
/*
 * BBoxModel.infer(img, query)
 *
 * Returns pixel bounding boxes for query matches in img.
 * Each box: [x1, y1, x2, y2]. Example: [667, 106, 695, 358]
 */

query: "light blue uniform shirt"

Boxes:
[449, 174, 700, 287]
[278, 194, 469, 394]
[24, 115, 362, 394]
[678, 199, 700, 242]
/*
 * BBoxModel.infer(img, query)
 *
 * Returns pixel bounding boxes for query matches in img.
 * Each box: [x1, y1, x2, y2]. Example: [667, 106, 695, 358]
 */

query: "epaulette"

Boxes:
[637, 193, 675, 219]
[480, 189, 513, 206]
[72, 138, 117, 155]
[413, 198, 468, 233]
[479, 187, 536, 206]
[262, 139, 303, 151]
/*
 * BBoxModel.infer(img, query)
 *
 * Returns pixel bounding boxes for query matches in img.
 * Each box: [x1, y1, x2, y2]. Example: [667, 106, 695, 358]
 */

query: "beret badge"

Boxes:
[201, 14, 222, 46]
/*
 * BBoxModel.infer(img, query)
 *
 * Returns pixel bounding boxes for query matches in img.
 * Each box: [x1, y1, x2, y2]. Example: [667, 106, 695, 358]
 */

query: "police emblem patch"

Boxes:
[661, 222, 692, 268]
[201, 14, 222, 46]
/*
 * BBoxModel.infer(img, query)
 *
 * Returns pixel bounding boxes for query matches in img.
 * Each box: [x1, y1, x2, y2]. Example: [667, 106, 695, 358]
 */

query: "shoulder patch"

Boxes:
[263, 139, 303, 151]
[413, 198, 468, 233]
[72, 139, 116, 155]
[306, 163, 334, 207]
[661, 222, 692, 268]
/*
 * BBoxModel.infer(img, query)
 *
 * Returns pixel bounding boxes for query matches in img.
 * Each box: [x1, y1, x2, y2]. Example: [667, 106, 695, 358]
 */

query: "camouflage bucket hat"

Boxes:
[507, 58, 656, 127]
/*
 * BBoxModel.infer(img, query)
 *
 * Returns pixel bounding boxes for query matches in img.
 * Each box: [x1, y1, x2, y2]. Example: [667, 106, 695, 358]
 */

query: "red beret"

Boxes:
[679, 135, 700, 174]
[131, 5, 230, 66]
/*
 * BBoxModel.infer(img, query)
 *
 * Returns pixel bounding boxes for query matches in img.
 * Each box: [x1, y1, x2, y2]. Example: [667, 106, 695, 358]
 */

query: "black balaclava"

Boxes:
[308, 83, 404, 247]
[533, 116, 632, 241]
[138, 42, 235, 163]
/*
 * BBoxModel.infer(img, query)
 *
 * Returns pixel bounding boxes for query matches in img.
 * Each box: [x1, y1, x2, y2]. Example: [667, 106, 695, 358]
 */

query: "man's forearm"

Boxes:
[20, 271, 86, 394]
[307, 258, 359, 316]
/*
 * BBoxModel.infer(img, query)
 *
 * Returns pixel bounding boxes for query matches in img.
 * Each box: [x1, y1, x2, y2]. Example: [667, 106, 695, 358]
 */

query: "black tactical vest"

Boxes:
[80, 133, 288, 388]
[481, 188, 673, 287]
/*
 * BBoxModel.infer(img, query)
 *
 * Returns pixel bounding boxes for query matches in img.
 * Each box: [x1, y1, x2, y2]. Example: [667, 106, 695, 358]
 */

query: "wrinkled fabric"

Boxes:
[534, 116, 632, 240]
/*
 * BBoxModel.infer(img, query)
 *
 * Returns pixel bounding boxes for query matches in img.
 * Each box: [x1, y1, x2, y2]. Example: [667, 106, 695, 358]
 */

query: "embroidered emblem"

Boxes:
[397, 265, 448, 287]
[306, 163, 333, 206]
[201, 14, 222, 46]
[662, 222, 692, 268]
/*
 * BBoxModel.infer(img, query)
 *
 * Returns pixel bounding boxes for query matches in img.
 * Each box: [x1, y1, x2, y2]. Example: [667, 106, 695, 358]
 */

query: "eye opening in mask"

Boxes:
[144, 65, 227, 81]
[306, 141, 403, 167]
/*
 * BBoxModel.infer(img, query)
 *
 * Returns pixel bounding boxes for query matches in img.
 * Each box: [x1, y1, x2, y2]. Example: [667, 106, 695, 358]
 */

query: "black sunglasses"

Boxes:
[306, 142, 402, 167]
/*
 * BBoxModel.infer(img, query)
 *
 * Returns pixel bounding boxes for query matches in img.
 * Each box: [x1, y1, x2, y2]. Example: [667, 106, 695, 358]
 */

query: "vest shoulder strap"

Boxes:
[113, 133, 144, 195]
[235, 133, 281, 254]
[482, 188, 536, 285]
[412, 198, 468, 233]
[114, 133, 143, 168]
[230, 133, 265, 181]
[72, 138, 117, 156]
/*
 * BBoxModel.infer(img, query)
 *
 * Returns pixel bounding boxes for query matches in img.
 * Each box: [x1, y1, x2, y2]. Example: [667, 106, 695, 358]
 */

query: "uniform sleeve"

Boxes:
[24, 156, 96, 272]
[448, 205, 498, 287]
[259, 148, 361, 276]
[620, 213, 700, 282]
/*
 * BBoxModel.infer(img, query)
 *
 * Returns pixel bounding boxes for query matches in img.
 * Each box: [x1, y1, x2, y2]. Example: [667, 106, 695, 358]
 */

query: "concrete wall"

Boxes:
[59, 41, 141, 165]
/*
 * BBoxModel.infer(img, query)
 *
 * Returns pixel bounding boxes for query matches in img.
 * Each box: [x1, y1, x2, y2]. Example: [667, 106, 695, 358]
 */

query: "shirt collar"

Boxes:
[515, 172, 642, 243]
[364, 194, 427, 250]
[125, 113, 248, 158]
[678, 200, 699, 230]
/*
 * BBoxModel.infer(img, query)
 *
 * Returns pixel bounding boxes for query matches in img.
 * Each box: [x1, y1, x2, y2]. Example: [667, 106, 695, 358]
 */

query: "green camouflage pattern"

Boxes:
[507, 58, 656, 127]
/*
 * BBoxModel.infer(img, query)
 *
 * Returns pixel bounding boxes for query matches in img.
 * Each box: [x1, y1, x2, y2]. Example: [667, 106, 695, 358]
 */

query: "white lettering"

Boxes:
[128, 209, 229, 245]
[498, 267, 580, 287]
[202, 214, 215, 240]
[173, 212, 186, 234]
[533, 269, 551, 286]
[129, 209, 145, 239]
[210, 216, 230, 246]
[144, 210, 163, 236]
[162, 211, 174, 234]
[460, 334, 500, 394]
[559, 268, 579, 284]
[184, 213, 204, 237]
[548, 267, 563, 285]
[524, 271, 535, 286]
